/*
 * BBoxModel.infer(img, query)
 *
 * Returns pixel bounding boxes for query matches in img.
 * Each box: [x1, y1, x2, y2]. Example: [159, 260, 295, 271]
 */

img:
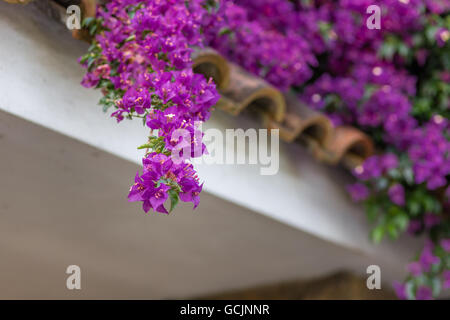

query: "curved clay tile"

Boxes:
[217, 63, 286, 122]
[191, 48, 230, 90]
[79, 0, 96, 16]
[265, 93, 333, 151]
[317, 126, 374, 168]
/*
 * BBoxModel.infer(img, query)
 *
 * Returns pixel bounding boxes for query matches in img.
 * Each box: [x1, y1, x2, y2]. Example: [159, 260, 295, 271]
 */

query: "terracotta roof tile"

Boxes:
[217, 63, 286, 122]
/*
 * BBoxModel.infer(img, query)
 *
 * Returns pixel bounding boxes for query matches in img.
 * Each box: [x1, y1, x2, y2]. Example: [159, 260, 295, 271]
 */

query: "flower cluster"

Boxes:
[201, 0, 317, 90]
[128, 152, 202, 213]
[394, 238, 450, 300]
[80, 0, 220, 213]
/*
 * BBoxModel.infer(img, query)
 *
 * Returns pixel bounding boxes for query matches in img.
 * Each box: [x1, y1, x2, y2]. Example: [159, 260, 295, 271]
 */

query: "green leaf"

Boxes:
[79, 54, 90, 64]
[375, 177, 388, 191]
[431, 277, 441, 297]
[393, 213, 409, 232]
[124, 35, 136, 42]
[379, 42, 395, 60]
[82, 17, 95, 28]
[407, 200, 421, 216]
[412, 34, 423, 47]
[387, 223, 399, 239]
[89, 23, 98, 36]
[365, 202, 379, 223]
[128, 10, 136, 20]
[398, 43, 409, 57]
[388, 168, 401, 179]
[218, 27, 232, 36]
[371, 225, 385, 244]
[424, 196, 436, 212]
[425, 26, 439, 43]
[402, 167, 414, 185]
[405, 281, 415, 300]
[102, 104, 112, 112]
[168, 189, 179, 213]
[137, 143, 152, 150]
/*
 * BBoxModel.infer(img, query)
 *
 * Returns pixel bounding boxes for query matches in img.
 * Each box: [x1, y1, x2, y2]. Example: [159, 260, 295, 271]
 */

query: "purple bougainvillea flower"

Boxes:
[444, 271, 450, 289]
[426, 165, 448, 190]
[380, 153, 399, 172]
[393, 281, 407, 300]
[127, 152, 204, 213]
[416, 286, 433, 300]
[81, 73, 100, 88]
[122, 87, 151, 115]
[407, 262, 422, 277]
[92, 64, 111, 79]
[179, 180, 203, 209]
[426, 0, 450, 14]
[128, 171, 145, 202]
[436, 28, 449, 47]
[419, 241, 440, 272]
[415, 49, 428, 66]
[441, 239, 450, 252]
[407, 220, 422, 235]
[149, 185, 170, 214]
[353, 156, 383, 180]
[424, 213, 441, 229]
[388, 184, 405, 206]
[413, 162, 432, 185]
[346, 183, 370, 202]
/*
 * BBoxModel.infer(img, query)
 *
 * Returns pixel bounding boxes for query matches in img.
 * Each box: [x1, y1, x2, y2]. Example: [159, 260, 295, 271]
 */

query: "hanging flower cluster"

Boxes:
[199, 0, 449, 299]
[80, 0, 220, 214]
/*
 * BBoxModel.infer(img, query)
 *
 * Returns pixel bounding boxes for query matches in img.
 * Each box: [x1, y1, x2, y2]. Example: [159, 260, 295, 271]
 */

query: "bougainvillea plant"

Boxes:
[80, 0, 221, 214]
[80, 0, 449, 299]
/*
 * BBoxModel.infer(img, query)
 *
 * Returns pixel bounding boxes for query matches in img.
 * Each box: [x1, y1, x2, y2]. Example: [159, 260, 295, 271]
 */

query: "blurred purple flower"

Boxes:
[444, 271, 450, 290]
[436, 28, 449, 47]
[419, 241, 440, 272]
[441, 239, 450, 252]
[424, 213, 441, 229]
[393, 281, 408, 300]
[416, 286, 433, 300]
[407, 220, 422, 235]
[407, 262, 422, 277]
[347, 183, 370, 202]
[388, 184, 405, 206]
